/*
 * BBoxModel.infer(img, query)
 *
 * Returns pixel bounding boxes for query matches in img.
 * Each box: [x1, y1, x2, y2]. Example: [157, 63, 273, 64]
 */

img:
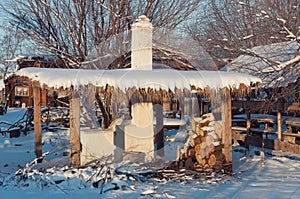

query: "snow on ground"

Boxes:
[1, 108, 300, 198]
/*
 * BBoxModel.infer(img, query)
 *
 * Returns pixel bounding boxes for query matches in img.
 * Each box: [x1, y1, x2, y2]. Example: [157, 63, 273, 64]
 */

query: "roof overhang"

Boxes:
[15, 67, 261, 92]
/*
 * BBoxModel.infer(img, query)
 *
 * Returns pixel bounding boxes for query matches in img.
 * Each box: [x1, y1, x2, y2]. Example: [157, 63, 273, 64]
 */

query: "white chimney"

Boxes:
[131, 15, 152, 70]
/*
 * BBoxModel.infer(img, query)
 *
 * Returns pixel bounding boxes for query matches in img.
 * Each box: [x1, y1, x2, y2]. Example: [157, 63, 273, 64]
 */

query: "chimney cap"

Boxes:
[135, 15, 150, 23]
[132, 15, 152, 29]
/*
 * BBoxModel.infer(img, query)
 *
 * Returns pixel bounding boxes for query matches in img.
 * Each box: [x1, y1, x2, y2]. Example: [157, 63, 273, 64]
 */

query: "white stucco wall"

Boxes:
[124, 103, 154, 161]
[80, 128, 115, 165]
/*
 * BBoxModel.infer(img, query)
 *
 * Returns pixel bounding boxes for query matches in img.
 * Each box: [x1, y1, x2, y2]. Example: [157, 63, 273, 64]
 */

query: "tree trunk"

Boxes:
[95, 92, 110, 129]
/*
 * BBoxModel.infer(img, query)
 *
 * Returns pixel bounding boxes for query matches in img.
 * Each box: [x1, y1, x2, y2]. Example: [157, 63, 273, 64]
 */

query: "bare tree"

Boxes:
[185, 0, 299, 60]
[185, 0, 300, 103]
[0, 22, 30, 106]
[0, 23, 28, 79]
[1, 0, 201, 67]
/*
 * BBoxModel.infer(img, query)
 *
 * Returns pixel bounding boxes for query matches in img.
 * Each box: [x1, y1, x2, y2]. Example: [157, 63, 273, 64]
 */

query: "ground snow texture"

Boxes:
[0, 108, 300, 198]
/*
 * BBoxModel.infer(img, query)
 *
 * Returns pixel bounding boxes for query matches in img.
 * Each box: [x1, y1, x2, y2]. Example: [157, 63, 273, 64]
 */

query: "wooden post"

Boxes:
[70, 93, 81, 167]
[87, 85, 94, 109]
[33, 81, 42, 159]
[40, 87, 47, 107]
[246, 111, 251, 132]
[222, 88, 232, 169]
[277, 111, 282, 141]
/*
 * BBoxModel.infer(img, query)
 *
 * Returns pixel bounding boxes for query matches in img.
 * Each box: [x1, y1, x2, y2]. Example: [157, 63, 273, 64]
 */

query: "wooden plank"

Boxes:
[249, 128, 275, 134]
[70, 94, 81, 167]
[33, 81, 42, 159]
[282, 132, 300, 144]
[282, 132, 300, 138]
[232, 101, 300, 113]
[284, 117, 300, 127]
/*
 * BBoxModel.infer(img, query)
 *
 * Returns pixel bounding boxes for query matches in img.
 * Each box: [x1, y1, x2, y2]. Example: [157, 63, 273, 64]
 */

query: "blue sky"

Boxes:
[0, 1, 12, 37]
[0, 0, 10, 22]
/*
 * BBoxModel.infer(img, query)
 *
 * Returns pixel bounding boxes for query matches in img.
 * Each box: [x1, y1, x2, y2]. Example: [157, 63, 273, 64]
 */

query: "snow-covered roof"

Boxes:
[15, 67, 261, 91]
[5, 55, 26, 62]
[225, 41, 300, 87]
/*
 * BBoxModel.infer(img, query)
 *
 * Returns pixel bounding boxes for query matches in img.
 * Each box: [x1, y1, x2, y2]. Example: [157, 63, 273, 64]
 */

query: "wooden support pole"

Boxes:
[33, 81, 42, 159]
[70, 93, 81, 167]
[40, 87, 47, 107]
[277, 111, 282, 141]
[222, 88, 232, 167]
[246, 111, 251, 132]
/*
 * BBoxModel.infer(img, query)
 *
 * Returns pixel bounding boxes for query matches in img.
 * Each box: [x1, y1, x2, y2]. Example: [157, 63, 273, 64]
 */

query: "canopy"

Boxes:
[15, 67, 261, 91]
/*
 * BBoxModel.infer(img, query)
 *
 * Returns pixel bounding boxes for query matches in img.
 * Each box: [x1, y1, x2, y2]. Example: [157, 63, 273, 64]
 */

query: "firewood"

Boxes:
[205, 150, 210, 159]
[195, 153, 202, 165]
[188, 148, 195, 158]
[205, 135, 215, 146]
[200, 141, 207, 150]
[207, 131, 219, 141]
[188, 130, 194, 136]
[199, 149, 206, 160]
[183, 145, 188, 158]
[201, 113, 215, 121]
[194, 164, 203, 172]
[208, 154, 216, 166]
[189, 137, 195, 147]
[175, 112, 227, 171]
[195, 154, 206, 166]
[194, 136, 202, 145]
[214, 121, 223, 139]
[198, 120, 210, 128]
[207, 143, 215, 154]
[204, 164, 210, 169]
[199, 143, 207, 159]
[196, 128, 205, 137]
[191, 117, 201, 132]
[194, 143, 201, 154]
[204, 142, 216, 159]
[201, 158, 207, 166]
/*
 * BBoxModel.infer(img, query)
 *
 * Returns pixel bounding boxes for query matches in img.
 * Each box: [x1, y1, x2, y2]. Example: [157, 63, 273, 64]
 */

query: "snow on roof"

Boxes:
[225, 41, 300, 87]
[15, 67, 261, 91]
[5, 55, 26, 62]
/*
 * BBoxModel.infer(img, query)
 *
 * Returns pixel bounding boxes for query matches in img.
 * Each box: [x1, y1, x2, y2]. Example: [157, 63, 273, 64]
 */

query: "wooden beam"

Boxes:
[33, 81, 42, 158]
[222, 88, 232, 167]
[70, 93, 81, 167]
